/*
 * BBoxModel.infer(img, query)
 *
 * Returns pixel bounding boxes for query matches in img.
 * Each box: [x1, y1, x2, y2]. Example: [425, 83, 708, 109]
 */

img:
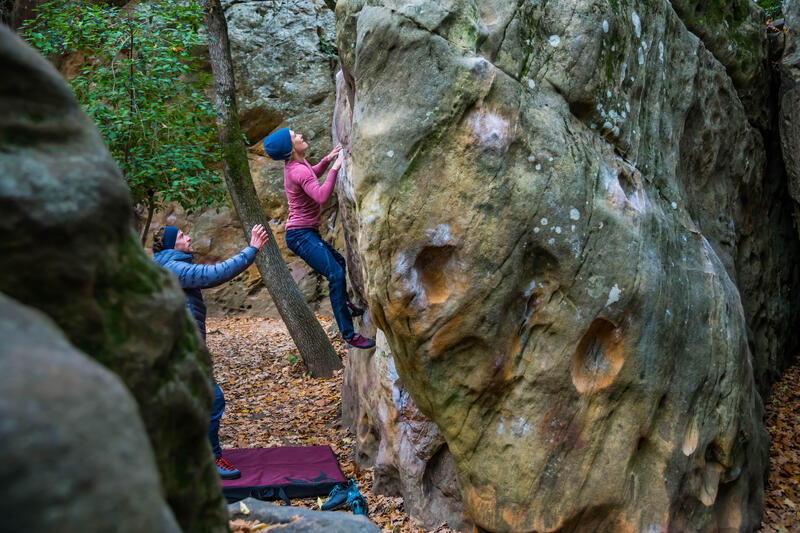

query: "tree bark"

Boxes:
[202, 0, 342, 377]
[140, 192, 155, 245]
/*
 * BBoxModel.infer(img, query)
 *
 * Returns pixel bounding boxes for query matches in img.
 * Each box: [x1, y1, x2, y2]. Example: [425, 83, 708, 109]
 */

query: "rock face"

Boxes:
[342, 331, 468, 530]
[0, 294, 181, 533]
[782, 0, 800, 207]
[333, 0, 800, 531]
[0, 27, 228, 533]
[144, 0, 341, 319]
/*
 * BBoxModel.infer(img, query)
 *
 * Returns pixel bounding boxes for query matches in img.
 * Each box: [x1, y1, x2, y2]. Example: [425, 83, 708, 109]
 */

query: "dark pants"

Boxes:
[209, 381, 225, 459]
[285, 228, 354, 339]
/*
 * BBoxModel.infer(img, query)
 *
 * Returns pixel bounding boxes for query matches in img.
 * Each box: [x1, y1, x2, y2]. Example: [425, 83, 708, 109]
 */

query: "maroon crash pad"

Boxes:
[220, 446, 346, 503]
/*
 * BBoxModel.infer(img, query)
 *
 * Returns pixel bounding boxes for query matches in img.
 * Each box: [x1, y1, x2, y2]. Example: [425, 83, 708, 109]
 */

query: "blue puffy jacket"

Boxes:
[153, 247, 257, 340]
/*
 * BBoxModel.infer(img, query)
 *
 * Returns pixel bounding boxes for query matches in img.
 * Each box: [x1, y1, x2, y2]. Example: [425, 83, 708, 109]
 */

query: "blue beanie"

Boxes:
[163, 226, 179, 250]
[263, 128, 293, 161]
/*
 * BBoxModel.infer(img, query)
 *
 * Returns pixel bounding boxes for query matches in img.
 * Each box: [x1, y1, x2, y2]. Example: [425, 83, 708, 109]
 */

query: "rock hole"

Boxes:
[657, 394, 667, 410]
[568, 99, 595, 121]
[414, 245, 456, 305]
[571, 318, 624, 393]
[423, 444, 458, 498]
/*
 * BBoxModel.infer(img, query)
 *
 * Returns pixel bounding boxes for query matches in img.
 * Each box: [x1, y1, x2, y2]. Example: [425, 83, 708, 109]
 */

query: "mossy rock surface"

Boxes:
[0, 26, 228, 533]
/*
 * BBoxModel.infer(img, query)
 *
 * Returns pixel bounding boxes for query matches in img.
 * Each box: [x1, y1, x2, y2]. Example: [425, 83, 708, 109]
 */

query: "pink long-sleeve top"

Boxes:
[284, 155, 338, 231]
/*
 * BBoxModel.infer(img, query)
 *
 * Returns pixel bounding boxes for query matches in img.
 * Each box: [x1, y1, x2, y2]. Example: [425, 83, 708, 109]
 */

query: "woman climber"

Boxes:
[263, 128, 375, 349]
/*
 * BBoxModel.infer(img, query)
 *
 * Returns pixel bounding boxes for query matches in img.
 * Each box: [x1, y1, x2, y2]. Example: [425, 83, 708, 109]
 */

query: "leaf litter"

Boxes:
[761, 356, 800, 532]
[208, 316, 455, 533]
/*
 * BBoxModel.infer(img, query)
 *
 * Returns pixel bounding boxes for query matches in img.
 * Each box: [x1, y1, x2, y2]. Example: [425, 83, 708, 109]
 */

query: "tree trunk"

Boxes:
[202, 0, 342, 377]
[140, 193, 155, 246]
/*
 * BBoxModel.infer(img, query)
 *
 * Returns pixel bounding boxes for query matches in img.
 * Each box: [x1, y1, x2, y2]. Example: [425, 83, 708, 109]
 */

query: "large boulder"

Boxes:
[0, 26, 227, 532]
[781, 0, 800, 207]
[334, 0, 800, 530]
[144, 0, 341, 319]
[0, 294, 180, 533]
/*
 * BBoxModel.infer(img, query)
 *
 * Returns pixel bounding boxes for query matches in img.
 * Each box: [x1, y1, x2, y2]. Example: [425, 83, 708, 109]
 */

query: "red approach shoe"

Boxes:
[344, 333, 375, 349]
[216, 456, 241, 480]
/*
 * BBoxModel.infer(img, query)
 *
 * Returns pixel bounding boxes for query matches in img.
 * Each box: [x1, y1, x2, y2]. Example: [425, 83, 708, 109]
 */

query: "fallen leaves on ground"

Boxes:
[762, 357, 800, 532]
[208, 316, 454, 533]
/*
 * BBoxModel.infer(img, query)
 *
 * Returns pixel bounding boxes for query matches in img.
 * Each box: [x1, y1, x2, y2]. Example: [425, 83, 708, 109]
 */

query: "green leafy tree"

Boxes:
[22, 0, 227, 242]
[756, 0, 783, 19]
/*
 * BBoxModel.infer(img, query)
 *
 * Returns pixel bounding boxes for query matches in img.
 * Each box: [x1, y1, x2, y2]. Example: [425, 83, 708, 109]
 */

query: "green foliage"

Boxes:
[21, 0, 227, 219]
[756, 0, 783, 19]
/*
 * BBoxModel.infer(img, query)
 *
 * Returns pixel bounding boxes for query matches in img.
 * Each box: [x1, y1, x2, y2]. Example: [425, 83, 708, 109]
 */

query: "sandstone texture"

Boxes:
[0, 294, 181, 533]
[342, 331, 467, 530]
[0, 27, 227, 532]
[144, 0, 342, 319]
[781, 0, 800, 207]
[333, 0, 800, 530]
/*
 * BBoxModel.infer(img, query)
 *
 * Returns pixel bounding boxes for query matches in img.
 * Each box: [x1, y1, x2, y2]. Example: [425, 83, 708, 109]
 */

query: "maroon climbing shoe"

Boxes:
[346, 301, 365, 317]
[344, 333, 375, 349]
[216, 456, 241, 480]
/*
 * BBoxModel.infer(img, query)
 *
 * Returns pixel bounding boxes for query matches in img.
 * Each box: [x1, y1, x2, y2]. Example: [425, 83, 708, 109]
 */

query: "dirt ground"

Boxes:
[208, 316, 799, 533]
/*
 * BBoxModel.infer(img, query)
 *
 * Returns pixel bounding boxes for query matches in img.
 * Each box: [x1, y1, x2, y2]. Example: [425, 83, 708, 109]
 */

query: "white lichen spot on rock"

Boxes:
[555, 226, 562, 234]
[548, 238, 555, 245]
[641, 41, 647, 49]
[467, 108, 510, 151]
[533, 227, 540, 233]
[671, 201, 678, 209]
[387, 150, 394, 158]
[548, 35, 561, 47]
[540, 217, 548, 225]
[638, 47, 645, 65]
[632, 12, 641, 38]
[602, 20, 609, 33]
[605, 284, 622, 307]
[535, 163, 542, 171]
[659, 41, 664, 62]
[426, 224, 452, 246]
[527, 78, 536, 89]
[606, 90, 612, 98]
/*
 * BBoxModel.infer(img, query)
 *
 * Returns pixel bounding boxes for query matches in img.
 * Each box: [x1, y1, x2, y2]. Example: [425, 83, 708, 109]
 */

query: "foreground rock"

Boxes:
[0, 27, 227, 532]
[0, 294, 180, 533]
[229, 499, 381, 532]
[335, 0, 799, 530]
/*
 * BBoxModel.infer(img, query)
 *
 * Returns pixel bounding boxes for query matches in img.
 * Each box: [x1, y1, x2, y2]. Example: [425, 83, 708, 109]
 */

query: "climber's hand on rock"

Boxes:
[332, 152, 344, 171]
[326, 145, 342, 162]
